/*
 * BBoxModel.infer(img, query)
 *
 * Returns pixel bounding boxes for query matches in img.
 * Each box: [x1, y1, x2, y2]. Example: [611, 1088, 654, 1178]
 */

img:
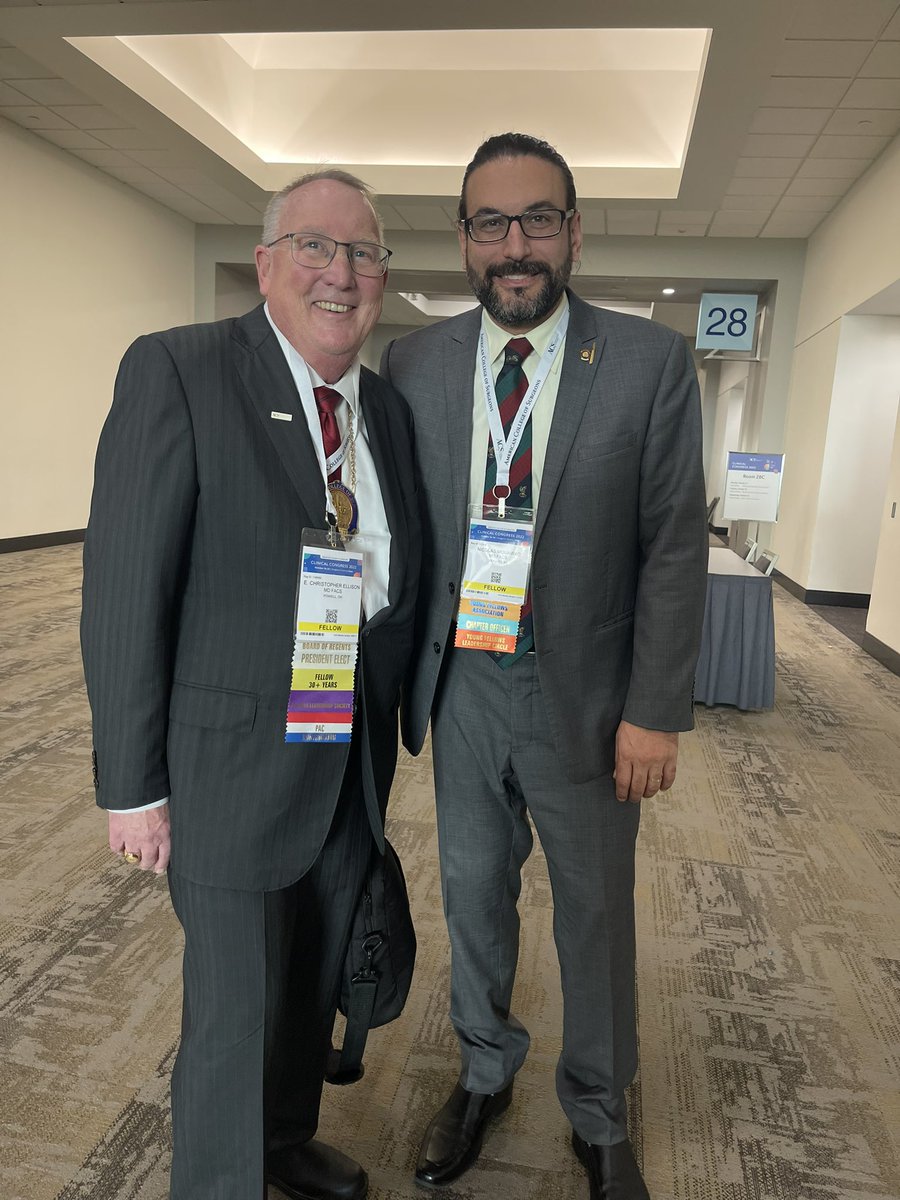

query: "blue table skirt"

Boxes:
[694, 573, 775, 710]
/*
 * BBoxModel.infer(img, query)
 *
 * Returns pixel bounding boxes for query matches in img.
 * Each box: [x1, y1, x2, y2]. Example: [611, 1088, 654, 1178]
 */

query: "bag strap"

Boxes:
[325, 932, 382, 1085]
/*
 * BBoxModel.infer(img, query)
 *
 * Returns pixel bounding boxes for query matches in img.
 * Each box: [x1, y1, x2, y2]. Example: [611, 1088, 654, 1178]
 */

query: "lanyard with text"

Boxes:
[293, 366, 356, 526]
[478, 307, 569, 518]
[324, 427, 353, 480]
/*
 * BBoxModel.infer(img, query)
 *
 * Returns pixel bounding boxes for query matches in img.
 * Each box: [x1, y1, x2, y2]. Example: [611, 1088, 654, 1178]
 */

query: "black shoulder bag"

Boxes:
[326, 839, 416, 1084]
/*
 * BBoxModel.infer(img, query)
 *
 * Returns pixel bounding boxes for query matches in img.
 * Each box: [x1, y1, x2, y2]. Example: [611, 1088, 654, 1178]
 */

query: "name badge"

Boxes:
[285, 543, 363, 743]
[455, 515, 533, 653]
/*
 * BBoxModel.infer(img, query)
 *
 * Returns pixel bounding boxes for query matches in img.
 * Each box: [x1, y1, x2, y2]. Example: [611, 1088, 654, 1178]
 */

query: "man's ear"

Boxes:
[255, 245, 271, 296]
[457, 221, 468, 269]
[569, 210, 583, 265]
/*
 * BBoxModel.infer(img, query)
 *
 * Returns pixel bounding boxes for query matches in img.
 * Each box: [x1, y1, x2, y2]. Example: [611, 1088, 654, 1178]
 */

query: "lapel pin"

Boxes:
[271, 411, 293, 422]
[580, 344, 596, 364]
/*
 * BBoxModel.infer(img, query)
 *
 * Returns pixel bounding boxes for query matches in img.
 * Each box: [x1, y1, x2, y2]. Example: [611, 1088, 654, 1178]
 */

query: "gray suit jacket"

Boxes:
[82, 304, 420, 891]
[381, 290, 707, 784]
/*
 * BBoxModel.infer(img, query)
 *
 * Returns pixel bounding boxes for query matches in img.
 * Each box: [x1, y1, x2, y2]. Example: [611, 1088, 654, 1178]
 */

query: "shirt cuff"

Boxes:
[110, 796, 170, 814]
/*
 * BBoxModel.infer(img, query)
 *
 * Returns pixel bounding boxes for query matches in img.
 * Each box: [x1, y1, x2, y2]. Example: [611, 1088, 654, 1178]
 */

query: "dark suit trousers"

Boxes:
[431, 647, 641, 1145]
[167, 756, 373, 1200]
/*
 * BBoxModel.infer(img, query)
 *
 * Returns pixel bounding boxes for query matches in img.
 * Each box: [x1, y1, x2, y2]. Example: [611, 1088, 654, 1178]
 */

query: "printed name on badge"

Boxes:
[285, 546, 363, 743]
[455, 517, 533, 652]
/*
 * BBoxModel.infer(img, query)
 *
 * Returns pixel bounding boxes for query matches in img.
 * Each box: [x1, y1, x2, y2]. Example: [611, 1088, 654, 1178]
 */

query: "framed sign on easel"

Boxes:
[722, 452, 785, 523]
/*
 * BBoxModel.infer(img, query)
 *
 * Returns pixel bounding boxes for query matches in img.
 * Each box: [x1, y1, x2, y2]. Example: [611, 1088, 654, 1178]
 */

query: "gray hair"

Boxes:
[261, 169, 385, 246]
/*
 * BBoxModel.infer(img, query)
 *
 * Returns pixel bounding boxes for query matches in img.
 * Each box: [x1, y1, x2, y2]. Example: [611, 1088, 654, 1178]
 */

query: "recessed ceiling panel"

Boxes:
[68, 27, 710, 199]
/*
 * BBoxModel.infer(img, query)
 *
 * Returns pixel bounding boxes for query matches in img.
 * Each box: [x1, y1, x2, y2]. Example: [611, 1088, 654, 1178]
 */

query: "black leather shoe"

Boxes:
[415, 1081, 514, 1189]
[572, 1130, 650, 1200]
[267, 1139, 367, 1200]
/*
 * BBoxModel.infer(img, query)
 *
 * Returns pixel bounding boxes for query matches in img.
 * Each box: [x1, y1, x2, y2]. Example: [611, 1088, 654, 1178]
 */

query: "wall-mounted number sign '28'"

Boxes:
[695, 293, 758, 353]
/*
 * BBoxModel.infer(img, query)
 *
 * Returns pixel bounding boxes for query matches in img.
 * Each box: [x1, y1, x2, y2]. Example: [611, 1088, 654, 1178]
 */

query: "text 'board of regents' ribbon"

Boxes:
[286, 547, 362, 743]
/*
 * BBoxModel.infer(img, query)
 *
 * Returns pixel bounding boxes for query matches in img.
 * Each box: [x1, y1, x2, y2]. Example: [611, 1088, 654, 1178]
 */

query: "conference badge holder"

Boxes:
[454, 503, 534, 654]
[285, 527, 363, 743]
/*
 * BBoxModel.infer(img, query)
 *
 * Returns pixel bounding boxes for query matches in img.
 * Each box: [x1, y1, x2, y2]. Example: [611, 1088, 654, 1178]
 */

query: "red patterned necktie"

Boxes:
[483, 337, 535, 667]
[314, 386, 343, 483]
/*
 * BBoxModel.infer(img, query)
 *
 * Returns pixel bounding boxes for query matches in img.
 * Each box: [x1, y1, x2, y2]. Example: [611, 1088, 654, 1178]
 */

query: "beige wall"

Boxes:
[867, 406, 900, 651]
[811, 316, 900, 594]
[793, 135, 900, 346]
[774, 322, 842, 587]
[775, 132, 900, 654]
[706, 359, 749, 516]
[0, 119, 195, 540]
[214, 263, 260, 320]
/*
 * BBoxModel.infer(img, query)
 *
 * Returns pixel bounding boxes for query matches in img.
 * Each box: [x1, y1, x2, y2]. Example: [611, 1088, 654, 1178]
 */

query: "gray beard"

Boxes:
[467, 256, 572, 328]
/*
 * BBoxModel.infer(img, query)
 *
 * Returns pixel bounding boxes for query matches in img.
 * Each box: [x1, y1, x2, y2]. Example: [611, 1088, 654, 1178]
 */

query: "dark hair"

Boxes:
[458, 132, 576, 220]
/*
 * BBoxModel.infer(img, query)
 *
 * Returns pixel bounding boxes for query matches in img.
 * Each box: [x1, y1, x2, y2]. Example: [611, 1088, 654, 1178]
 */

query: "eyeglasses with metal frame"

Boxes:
[460, 207, 576, 243]
[266, 232, 392, 277]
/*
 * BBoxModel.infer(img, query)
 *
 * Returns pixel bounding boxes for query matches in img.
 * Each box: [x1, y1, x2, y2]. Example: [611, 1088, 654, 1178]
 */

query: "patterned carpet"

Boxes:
[1, 545, 898, 1200]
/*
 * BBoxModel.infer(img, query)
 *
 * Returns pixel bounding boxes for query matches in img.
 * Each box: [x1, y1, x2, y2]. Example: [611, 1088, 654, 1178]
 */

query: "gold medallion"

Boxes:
[328, 482, 358, 538]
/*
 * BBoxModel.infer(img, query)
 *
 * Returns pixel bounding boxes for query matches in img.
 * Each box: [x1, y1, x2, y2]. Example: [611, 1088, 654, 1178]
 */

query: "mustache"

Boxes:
[486, 261, 550, 281]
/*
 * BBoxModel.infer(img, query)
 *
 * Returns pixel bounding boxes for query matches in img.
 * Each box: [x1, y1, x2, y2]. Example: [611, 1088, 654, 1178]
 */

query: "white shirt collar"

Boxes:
[263, 302, 360, 417]
[481, 293, 570, 371]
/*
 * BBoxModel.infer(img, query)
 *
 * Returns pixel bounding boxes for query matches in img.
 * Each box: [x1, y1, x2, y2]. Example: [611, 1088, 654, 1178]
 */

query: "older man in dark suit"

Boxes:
[82, 170, 420, 1200]
[381, 134, 707, 1200]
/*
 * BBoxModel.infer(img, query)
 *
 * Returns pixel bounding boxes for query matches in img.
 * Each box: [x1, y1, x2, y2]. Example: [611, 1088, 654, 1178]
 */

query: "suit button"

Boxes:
[448, 582, 455, 595]
[433, 641, 441, 654]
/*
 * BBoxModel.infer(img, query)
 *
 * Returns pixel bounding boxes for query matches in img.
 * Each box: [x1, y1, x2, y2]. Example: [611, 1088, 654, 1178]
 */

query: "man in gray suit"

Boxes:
[82, 170, 419, 1200]
[381, 134, 707, 1199]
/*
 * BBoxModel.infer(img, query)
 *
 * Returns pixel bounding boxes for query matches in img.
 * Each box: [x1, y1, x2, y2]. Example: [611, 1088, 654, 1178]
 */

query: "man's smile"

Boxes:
[488, 262, 549, 288]
[313, 300, 354, 313]
[496, 274, 535, 287]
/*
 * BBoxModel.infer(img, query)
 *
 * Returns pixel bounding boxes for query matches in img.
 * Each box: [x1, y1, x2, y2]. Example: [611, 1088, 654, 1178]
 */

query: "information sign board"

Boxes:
[696, 293, 759, 352]
[722, 451, 784, 522]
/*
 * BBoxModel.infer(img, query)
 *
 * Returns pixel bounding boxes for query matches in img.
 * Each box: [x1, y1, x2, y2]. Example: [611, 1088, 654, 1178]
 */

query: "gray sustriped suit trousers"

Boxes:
[167, 764, 372, 1200]
[431, 645, 641, 1145]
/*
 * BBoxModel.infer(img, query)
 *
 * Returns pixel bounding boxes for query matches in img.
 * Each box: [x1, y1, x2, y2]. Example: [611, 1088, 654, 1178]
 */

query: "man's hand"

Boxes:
[108, 806, 171, 874]
[613, 721, 679, 803]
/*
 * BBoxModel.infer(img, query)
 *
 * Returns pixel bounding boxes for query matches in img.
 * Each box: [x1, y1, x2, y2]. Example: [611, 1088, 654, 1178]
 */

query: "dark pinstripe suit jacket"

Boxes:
[382, 290, 707, 784]
[82, 304, 420, 891]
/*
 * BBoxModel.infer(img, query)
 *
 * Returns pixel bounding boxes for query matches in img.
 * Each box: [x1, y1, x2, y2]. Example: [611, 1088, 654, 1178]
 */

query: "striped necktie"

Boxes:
[483, 337, 534, 666]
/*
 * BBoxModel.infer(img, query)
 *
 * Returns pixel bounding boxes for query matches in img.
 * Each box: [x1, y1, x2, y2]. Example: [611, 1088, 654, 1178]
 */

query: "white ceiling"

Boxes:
[79, 26, 708, 195]
[2, 0, 899, 323]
